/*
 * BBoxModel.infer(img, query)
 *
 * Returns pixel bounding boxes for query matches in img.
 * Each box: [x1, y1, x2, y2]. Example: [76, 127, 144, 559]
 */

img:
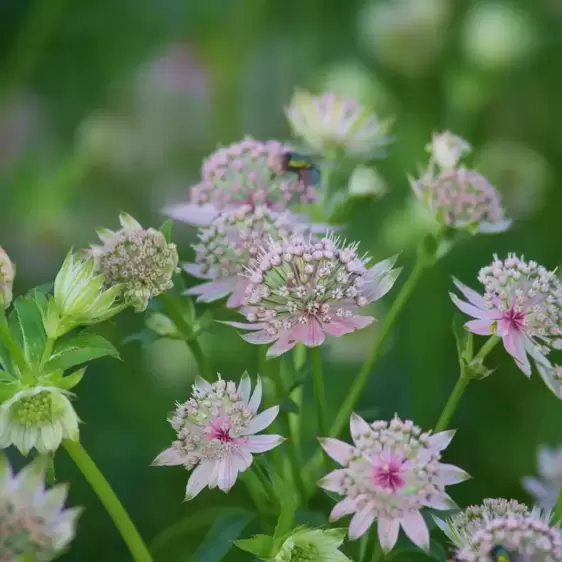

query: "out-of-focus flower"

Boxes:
[348, 166, 387, 198]
[476, 140, 550, 220]
[318, 415, 468, 551]
[164, 138, 317, 227]
[273, 527, 351, 562]
[0, 458, 80, 560]
[285, 90, 391, 158]
[184, 205, 301, 308]
[453, 510, 562, 561]
[434, 498, 530, 549]
[229, 234, 401, 357]
[461, 2, 537, 70]
[0, 386, 79, 455]
[410, 132, 511, 234]
[523, 445, 562, 510]
[90, 213, 178, 312]
[153, 372, 283, 500]
[0, 246, 15, 309]
[46, 251, 123, 337]
[358, 0, 450, 77]
[145, 311, 180, 338]
[450, 254, 562, 398]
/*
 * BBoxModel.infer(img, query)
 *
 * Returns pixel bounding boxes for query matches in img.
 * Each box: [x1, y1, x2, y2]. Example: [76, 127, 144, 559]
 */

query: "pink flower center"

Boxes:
[205, 418, 233, 443]
[372, 456, 406, 492]
[502, 306, 526, 332]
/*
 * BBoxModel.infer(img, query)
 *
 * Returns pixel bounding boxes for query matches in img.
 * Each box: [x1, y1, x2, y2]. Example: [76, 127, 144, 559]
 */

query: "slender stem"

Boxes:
[474, 335, 500, 363]
[159, 293, 212, 380]
[555, 491, 562, 523]
[63, 440, 152, 562]
[309, 346, 328, 437]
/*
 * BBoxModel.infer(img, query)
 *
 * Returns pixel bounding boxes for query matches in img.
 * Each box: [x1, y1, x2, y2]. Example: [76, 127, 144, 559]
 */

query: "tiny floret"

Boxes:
[90, 213, 179, 312]
[184, 205, 302, 308]
[229, 234, 401, 357]
[0, 386, 79, 455]
[286, 89, 391, 158]
[273, 528, 351, 562]
[450, 254, 562, 398]
[0, 458, 81, 561]
[153, 372, 284, 500]
[0, 245, 15, 309]
[523, 445, 562, 510]
[318, 414, 469, 553]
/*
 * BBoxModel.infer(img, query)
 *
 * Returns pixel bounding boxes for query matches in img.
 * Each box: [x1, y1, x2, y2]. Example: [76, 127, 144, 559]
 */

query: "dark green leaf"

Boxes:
[45, 334, 120, 372]
[57, 367, 87, 390]
[280, 397, 299, 414]
[14, 296, 47, 366]
[160, 219, 174, 243]
[235, 535, 274, 559]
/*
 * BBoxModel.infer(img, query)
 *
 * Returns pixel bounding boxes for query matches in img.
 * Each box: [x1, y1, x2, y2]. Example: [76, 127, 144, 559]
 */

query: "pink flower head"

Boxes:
[318, 414, 469, 553]
[410, 166, 511, 234]
[450, 254, 562, 398]
[228, 234, 401, 358]
[184, 205, 303, 308]
[163, 137, 318, 226]
[153, 372, 284, 500]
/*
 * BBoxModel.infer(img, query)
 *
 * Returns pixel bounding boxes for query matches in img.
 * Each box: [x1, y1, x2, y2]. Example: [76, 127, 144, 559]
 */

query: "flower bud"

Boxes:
[145, 312, 179, 338]
[0, 246, 15, 309]
[428, 131, 471, 169]
[273, 528, 351, 561]
[348, 165, 387, 197]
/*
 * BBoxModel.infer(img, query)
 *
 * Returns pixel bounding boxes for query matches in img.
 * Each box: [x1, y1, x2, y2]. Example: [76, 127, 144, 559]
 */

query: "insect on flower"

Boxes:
[280, 151, 321, 188]
[490, 545, 517, 562]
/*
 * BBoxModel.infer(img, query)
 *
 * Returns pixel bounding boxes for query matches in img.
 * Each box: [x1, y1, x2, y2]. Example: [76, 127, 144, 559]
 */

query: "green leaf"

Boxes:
[235, 534, 274, 559]
[271, 472, 297, 548]
[57, 367, 86, 390]
[0, 381, 20, 403]
[160, 219, 174, 243]
[280, 397, 299, 414]
[45, 334, 120, 372]
[13, 295, 47, 366]
[451, 314, 473, 365]
[191, 513, 254, 562]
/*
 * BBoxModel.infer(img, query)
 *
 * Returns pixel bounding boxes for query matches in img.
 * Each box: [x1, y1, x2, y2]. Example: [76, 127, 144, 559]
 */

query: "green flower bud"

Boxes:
[274, 528, 351, 562]
[0, 246, 15, 310]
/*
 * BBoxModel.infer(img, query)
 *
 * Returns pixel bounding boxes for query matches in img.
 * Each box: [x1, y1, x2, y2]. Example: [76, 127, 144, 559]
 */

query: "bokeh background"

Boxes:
[1, 0, 562, 560]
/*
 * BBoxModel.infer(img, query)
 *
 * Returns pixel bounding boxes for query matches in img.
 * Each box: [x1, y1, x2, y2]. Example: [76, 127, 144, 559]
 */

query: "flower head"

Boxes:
[184, 205, 302, 308]
[230, 234, 401, 357]
[0, 387, 79, 455]
[0, 458, 80, 561]
[273, 528, 351, 562]
[286, 90, 391, 158]
[434, 498, 530, 549]
[427, 131, 472, 170]
[0, 246, 15, 309]
[90, 213, 179, 312]
[164, 138, 318, 226]
[318, 414, 469, 553]
[523, 445, 562, 510]
[153, 372, 284, 500]
[450, 254, 562, 398]
[452, 511, 562, 561]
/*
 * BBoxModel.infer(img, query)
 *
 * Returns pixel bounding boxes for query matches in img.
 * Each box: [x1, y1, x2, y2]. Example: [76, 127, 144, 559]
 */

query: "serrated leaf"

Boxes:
[13, 295, 47, 366]
[57, 367, 86, 390]
[235, 534, 274, 559]
[160, 219, 174, 243]
[45, 334, 119, 372]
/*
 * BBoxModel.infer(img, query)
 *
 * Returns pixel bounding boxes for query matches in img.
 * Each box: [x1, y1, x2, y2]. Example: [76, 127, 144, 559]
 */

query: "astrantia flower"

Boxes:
[90, 213, 179, 312]
[427, 131, 471, 170]
[318, 414, 469, 552]
[453, 511, 562, 561]
[230, 234, 401, 357]
[153, 372, 283, 500]
[0, 245, 14, 309]
[0, 386, 79, 455]
[184, 205, 301, 308]
[0, 458, 81, 561]
[273, 528, 351, 562]
[434, 498, 530, 549]
[164, 137, 318, 226]
[450, 254, 562, 398]
[523, 445, 562, 510]
[286, 90, 391, 158]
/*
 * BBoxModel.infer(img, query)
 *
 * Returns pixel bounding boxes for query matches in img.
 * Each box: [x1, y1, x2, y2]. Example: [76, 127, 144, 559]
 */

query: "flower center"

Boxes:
[502, 306, 526, 331]
[10, 392, 53, 426]
[372, 456, 406, 492]
[205, 418, 233, 443]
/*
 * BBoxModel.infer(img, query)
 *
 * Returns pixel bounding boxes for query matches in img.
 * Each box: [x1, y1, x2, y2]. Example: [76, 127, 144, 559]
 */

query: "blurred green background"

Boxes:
[1, 0, 562, 560]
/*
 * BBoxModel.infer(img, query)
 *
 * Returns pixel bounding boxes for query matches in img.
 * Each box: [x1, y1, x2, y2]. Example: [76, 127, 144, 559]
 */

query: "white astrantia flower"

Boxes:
[0, 386, 79, 455]
[427, 131, 471, 170]
[0, 457, 81, 561]
[318, 414, 469, 553]
[153, 372, 284, 500]
[0, 245, 15, 309]
[273, 528, 351, 562]
[523, 445, 562, 510]
[286, 89, 392, 158]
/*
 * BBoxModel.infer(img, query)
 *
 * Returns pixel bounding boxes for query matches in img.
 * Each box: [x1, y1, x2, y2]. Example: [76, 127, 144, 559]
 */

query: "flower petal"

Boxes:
[183, 263, 212, 279]
[378, 517, 400, 553]
[503, 331, 531, 376]
[318, 438, 356, 466]
[464, 319, 493, 335]
[193, 376, 213, 393]
[292, 318, 325, 347]
[424, 492, 458, 510]
[244, 434, 285, 453]
[185, 462, 212, 500]
[449, 293, 502, 320]
[218, 320, 265, 331]
[162, 202, 219, 226]
[400, 511, 430, 551]
[435, 463, 471, 485]
[226, 279, 250, 309]
[237, 372, 251, 403]
[241, 331, 280, 345]
[318, 469, 347, 493]
[348, 504, 376, 540]
[216, 455, 238, 492]
[349, 413, 372, 447]
[248, 375, 262, 412]
[266, 330, 299, 357]
[239, 406, 279, 436]
[452, 278, 487, 308]
[185, 278, 237, 303]
[329, 497, 358, 521]
[322, 319, 355, 337]
[427, 430, 456, 452]
[152, 447, 184, 466]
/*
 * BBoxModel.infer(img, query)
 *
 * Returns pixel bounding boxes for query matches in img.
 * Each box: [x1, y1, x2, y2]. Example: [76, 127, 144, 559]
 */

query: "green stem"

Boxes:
[309, 346, 328, 437]
[240, 468, 271, 515]
[474, 335, 500, 363]
[555, 491, 562, 523]
[0, 312, 26, 373]
[63, 439, 152, 562]
[159, 293, 212, 380]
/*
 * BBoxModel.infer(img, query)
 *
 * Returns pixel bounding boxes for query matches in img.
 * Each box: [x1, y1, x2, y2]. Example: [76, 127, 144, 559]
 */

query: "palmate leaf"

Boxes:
[10, 294, 47, 367]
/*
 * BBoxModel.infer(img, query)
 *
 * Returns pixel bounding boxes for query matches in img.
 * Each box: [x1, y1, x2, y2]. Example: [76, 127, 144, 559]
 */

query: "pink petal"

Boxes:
[241, 331, 280, 345]
[522, 477, 555, 503]
[435, 463, 470, 485]
[183, 263, 212, 279]
[216, 455, 237, 492]
[350, 413, 372, 446]
[329, 497, 358, 521]
[234, 448, 253, 472]
[185, 277, 237, 303]
[503, 331, 531, 376]
[366, 255, 399, 280]
[322, 319, 355, 337]
[237, 372, 251, 402]
[341, 315, 374, 331]
[194, 376, 212, 393]
[240, 406, 279, 436]
[348, 504, 376, 540]
[266, 329, 299, 357]
[366, 268, 402, 301]
[293, 318, 325, 347]
[152, 447, 183, 466]
[452, 278, 487, 308]
[226, 279, 250, 309]
[248, 376, 262, 411]
[450, 293, 501, 320]
[185, 461, 213, 500]
[464, 319, 493, 335]
[424, 492, 457, 510]
[318, 438, 356, 466]
[536, 362, 562, 400]
[427, 430, 456, 452]
[378, 517, 400, 553]
[162, 202, 219, 226]
[244, 434, 285, 453]
[400, 511, 430, 551]
[318, 469, 347, 493]
[218, 320, 265, 331]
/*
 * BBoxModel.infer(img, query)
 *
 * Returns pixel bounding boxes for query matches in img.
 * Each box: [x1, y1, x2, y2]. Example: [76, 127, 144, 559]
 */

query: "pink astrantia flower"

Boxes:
[184, 205, 303, 308]
[523, 445, 562, 510]
[450, 254, 562, 398]
[163, 137, 318, 226]
[153, 372, 284, 500]
[228, 233, 401, 358]
[318, 414, 469, 553]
